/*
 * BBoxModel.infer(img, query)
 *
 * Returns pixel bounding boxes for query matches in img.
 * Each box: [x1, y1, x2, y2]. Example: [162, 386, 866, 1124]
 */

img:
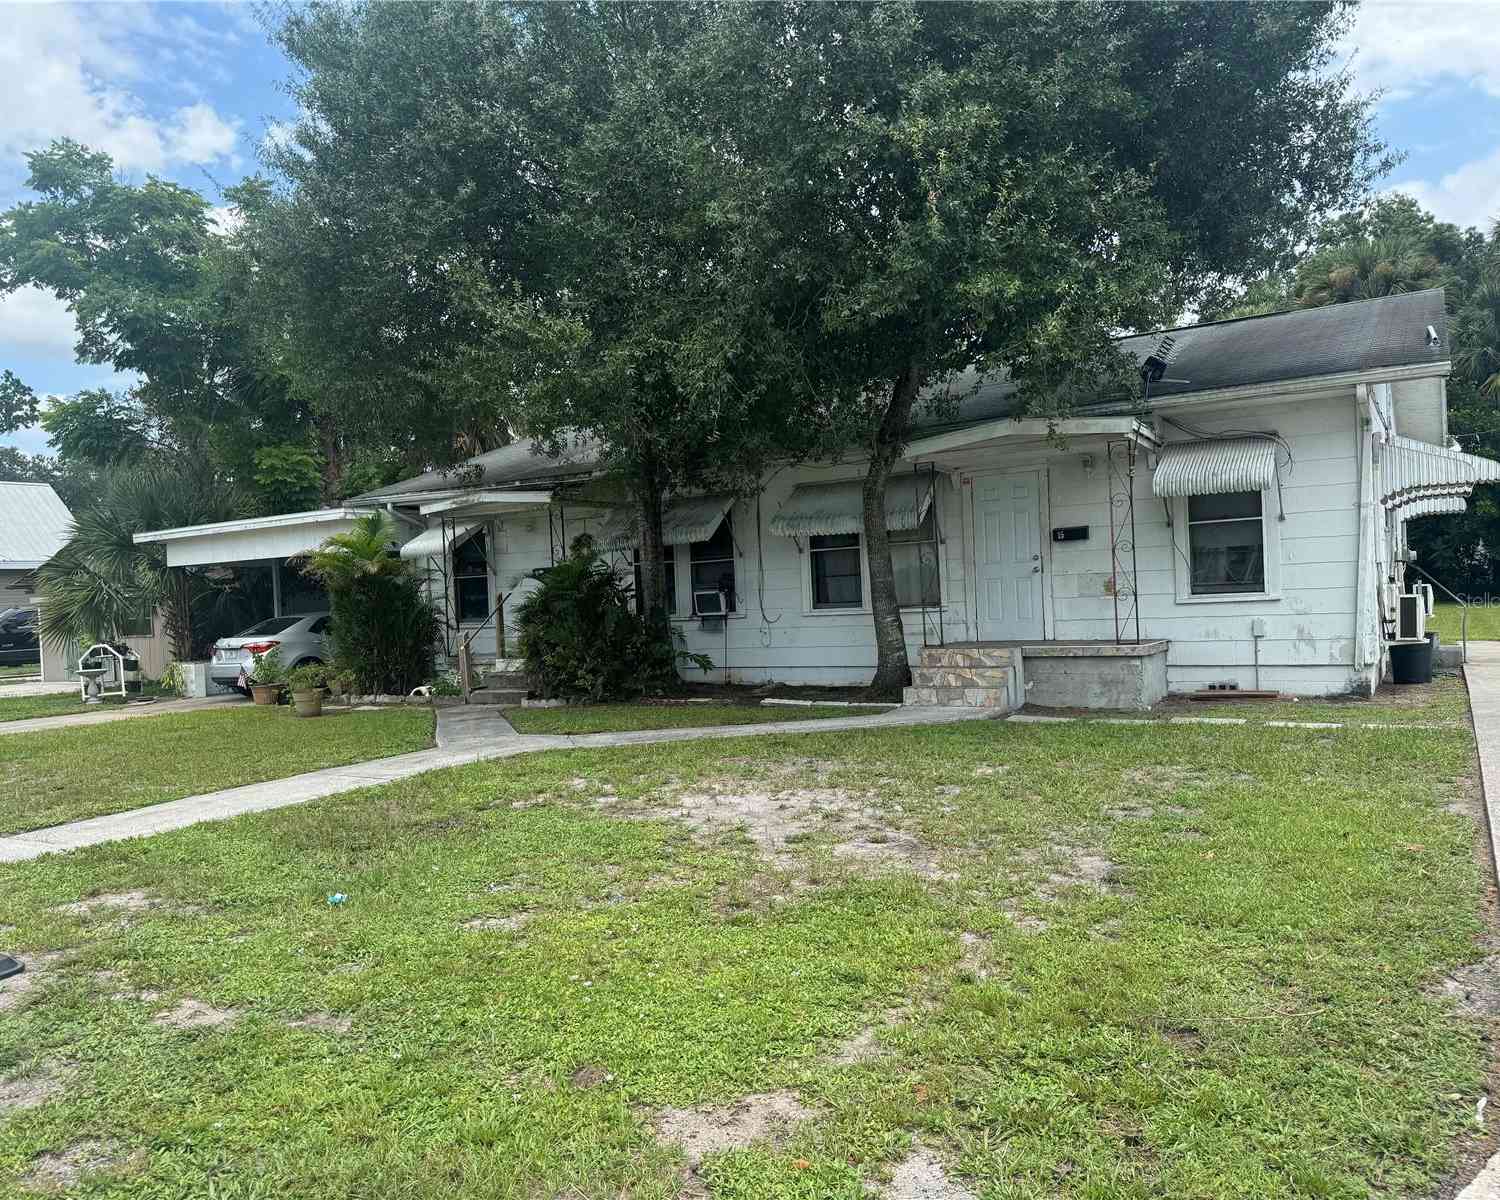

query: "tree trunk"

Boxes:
[863, 361, 925, 697]
[634, 449, 669, 628]
[318, 415, 343, 506]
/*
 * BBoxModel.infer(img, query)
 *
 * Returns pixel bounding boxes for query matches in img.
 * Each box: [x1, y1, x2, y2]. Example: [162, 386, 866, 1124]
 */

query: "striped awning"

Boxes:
[1398, 495, 1468, 520]
[594, 495, 734, 552]
[399, 521, 480, 561]
[770, 477, 934, 538]
[1379, 434, 1500, 509]
[1151, 439, 1277, 499]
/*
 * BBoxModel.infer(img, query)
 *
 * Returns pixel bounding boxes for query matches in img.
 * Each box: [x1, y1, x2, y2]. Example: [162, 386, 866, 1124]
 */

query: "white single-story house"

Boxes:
[0, 481, 72, 613]
[135, 289, 1499, 708]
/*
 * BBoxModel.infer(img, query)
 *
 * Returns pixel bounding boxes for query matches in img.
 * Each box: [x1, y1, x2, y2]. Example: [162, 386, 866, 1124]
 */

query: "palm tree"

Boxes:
[1295, 234, 1444, 308]
[298, 512, 405, 591]
[1455, 278, 1500, 397]
[36, 464, 245, 659]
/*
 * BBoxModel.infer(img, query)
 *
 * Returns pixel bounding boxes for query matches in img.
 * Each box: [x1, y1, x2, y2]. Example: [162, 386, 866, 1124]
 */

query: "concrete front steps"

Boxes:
[468, 657, 527, 706]
[902, 646, 1021, 711]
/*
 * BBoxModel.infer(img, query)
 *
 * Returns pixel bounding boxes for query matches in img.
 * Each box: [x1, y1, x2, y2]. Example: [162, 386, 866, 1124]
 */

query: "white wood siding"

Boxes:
[423, 388, 1420, 697]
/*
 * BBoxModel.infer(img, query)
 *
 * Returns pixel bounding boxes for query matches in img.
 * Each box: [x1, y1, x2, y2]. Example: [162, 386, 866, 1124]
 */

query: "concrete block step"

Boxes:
[467, 688, 528, 705]
[903, 684, 1011, 709]
[482, 671, 528, 688]
[911, 666, 1014, 690]
[917, 646, 1015, 669]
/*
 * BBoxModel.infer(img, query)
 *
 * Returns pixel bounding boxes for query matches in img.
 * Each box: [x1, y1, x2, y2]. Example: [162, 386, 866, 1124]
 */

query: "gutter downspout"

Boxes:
[1352, 383, 1377, 687]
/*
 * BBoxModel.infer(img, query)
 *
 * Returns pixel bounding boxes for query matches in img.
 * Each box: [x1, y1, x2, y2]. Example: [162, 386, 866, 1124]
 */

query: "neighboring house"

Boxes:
[135, 289, 1499, 706]
[0, 482, 72, 612]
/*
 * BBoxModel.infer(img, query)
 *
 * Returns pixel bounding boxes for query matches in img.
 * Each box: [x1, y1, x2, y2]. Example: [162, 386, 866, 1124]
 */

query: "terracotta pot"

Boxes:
[250, 683, 282, 706]
[291, 689, 324, 718]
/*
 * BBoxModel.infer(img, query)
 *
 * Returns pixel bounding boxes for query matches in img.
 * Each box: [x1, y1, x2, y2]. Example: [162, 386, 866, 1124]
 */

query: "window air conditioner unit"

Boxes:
[1397, 592, 1426, 641]
[693, 590, 726, 617]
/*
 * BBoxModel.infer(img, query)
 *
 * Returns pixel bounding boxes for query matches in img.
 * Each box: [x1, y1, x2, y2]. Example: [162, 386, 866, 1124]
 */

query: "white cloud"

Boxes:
[1344, 2, 1500, 101]
[1388, 145, 1500, 230]
[0, 287, 79, 357]
[0, 3, 243, 178]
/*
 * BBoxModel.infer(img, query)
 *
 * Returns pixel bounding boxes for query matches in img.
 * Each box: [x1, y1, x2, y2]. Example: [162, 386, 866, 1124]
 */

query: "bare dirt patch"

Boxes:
[1042, 848, 1125, 896]
[570, 1064, 611, 1088]
[650, 1091, 813, 1167]
[460, 913, 529, 932]
[0, 951, 69, 1013]
[957, 931, 992, 979]
[828, 1008, 908, 1066]
[53, 890, 157, 917]
[151, 998, 238, 1030]
[634, 779, 954, 880]
[1436, 956, 1500, 1018]
[19, 1140, 126, 1191]
[972, 764, 1010, 778]
[883, 1148, 978, 1199]
[287, 1012, 352, 1034]
[0, 1060, 75, 1114]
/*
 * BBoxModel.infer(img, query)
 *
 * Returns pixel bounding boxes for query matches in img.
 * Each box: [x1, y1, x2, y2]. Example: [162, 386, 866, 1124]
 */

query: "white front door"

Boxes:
[973, 471, 1044, 640]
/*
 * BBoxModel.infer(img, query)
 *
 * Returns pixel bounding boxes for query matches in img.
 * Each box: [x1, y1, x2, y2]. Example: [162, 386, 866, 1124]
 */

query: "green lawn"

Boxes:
[504, 701, 878, 735]
[0, 705, 434, 837]
[0, 663, 38, 681]
[0, 713, 1488, 1198]
[1429, 602, 1500, 642]
[0, 685, 179, 725]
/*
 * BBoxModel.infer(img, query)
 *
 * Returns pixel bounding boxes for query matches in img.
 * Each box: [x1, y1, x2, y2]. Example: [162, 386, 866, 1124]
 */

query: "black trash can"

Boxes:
[1390, 633, 1437, 685]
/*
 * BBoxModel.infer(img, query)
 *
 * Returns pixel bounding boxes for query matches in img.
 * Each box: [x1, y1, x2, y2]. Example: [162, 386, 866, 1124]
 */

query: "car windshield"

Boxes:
[235, 616, 303, 637]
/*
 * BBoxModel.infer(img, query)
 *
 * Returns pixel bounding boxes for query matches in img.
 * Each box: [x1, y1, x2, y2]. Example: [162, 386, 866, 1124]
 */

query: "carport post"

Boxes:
[271, 559, 282, 617]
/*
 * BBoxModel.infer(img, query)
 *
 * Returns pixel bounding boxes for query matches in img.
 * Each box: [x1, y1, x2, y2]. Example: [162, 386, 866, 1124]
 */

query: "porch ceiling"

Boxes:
[133, 508, 373, 568]
[903, 416, 1157, 464]
[417, 489, 554, 518]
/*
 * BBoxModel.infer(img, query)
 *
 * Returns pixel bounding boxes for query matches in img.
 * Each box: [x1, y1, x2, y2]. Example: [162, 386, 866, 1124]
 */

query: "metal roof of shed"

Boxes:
[0, 482, 73, 569]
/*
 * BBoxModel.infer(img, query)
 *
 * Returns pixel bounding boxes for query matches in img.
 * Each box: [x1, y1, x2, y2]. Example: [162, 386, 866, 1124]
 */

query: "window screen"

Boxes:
[689, 517, 736, 614]
[1187, 492, 1264, 595]
[810, 533, 862, 608]
[454, 531, 490, 623]
[891, 510, 941, 607]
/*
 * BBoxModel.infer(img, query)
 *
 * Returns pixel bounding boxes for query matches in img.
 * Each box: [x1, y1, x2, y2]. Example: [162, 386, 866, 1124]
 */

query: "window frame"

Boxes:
[452, 529, 492, 625]
[890, 508, 942, 610]
[1171, 489, 1281, 604]
[632, 544, 679, 617]
[808, 532, 864, 611]
[689, 514, 738, 618]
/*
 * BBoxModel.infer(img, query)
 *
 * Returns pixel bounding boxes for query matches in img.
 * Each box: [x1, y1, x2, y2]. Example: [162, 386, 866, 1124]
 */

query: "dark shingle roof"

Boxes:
[352, 436, 603, 502]
[923, 287, 1450, 430]
[357, 290, 1450, 500]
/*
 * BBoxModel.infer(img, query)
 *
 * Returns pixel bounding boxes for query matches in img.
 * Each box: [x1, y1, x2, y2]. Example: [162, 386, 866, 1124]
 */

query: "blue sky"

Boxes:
[3, 0, 1500, 459]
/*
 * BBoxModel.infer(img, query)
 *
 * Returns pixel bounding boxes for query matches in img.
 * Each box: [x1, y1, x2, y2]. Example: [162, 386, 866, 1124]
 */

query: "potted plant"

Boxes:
[248, 647, 288, 706]
[286, 662, 328, 718]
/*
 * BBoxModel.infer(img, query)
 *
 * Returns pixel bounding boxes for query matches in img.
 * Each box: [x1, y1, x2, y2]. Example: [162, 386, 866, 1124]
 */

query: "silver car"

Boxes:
[210, 613, 331, 694]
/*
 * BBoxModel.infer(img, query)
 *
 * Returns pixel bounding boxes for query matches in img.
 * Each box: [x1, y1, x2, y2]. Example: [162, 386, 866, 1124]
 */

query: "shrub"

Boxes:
[249, 646, 288, 685]
[287, 662, 328, 693]
[515, 539, 711, 701]
[301, 514, 440, 696]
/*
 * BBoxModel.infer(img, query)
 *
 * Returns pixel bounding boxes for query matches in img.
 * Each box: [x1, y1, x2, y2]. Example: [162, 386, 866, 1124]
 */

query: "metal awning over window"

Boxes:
[1151, 439, 1277, 499]
[1379, 434, 1500, 509]
[594, 495, 735, 552]
[1400, 495, 1468, 519]
[399, 521, 481, 561]
[770, 477, 934, 538]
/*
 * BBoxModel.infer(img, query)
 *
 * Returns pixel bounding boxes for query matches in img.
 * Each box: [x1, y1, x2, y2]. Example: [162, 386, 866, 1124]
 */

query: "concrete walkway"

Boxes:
[1457, 644, 1500, 1200]
[0, 694, 244, 737]
[0, 704, 993, 863]
[1464, 641, 1500, 889]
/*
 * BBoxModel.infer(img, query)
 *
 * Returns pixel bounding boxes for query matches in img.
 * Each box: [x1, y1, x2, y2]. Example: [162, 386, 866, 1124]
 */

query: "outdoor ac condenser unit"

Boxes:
[1415, 582, 1435, 617]
[1397, 592, 1426, 641]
